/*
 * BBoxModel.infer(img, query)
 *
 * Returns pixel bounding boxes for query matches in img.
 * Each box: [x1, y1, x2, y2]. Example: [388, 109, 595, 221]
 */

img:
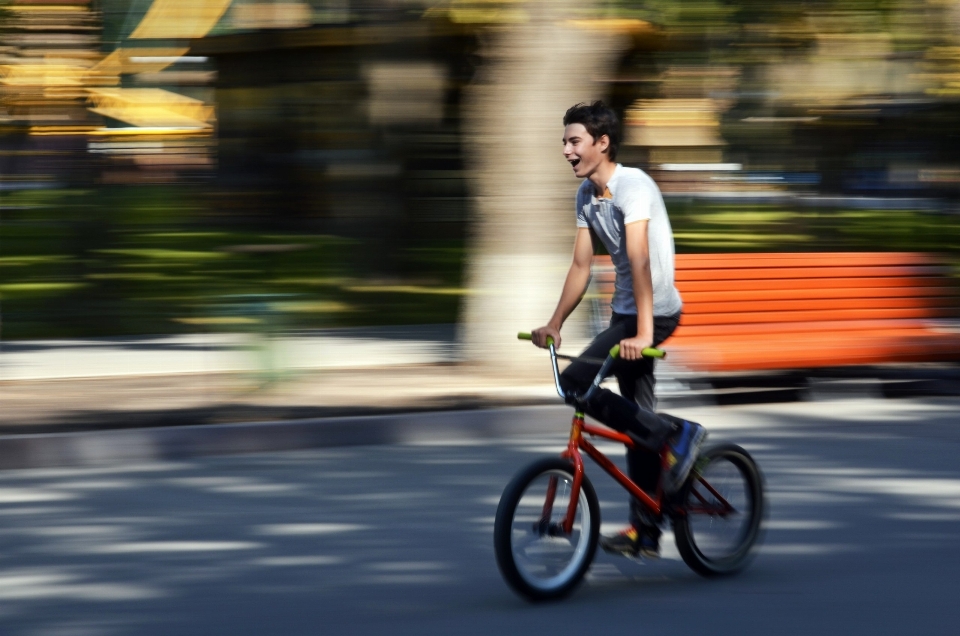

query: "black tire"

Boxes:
[493, 457, 600, 601]
[673, 443, 765, 577]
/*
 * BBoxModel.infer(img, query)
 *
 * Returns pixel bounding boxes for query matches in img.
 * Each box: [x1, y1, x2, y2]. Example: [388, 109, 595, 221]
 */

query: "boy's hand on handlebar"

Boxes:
[619, 335, 652, 360]
[531, 325, 561, 350]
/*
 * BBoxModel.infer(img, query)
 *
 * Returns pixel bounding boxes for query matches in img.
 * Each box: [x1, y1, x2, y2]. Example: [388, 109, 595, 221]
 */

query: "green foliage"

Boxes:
[0, 186, 465, 339]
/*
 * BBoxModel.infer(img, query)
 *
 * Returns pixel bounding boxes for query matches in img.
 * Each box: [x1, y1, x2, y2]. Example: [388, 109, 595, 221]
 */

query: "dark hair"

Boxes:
[563, 101, 621, 161]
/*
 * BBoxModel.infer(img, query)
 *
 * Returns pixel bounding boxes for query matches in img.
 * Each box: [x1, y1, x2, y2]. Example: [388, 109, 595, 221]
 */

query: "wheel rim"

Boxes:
[685, 454, 755, 563]
[509, 469, 591, 591]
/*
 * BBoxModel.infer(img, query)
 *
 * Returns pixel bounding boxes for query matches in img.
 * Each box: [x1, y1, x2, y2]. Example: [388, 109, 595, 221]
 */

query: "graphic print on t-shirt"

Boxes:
[594, 199, 621, 255]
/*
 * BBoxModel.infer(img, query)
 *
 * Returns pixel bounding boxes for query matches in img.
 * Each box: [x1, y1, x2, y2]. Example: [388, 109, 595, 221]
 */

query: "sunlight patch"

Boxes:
[34, 525, 128, 537]
[366, 561, 448, 572]
[829, 478, 960, 505]
[765, 519, 841, 531]
[310, 471, 389, 479]
[0, 488, 77, 504]
[12, 462, 193, 480]
[887, 512, 960, 521]
[56, 480, 137, 491]
[166, 476, 296, 494]
[208, 484, 298, 494]
[585, 562, 631, 584]
[0, 571, 161, 601]
[740, 443, 780, 452]
[766, 490, 868, 504]
[253, 555, 344, 566]
[412, 458, 494, 465]
[762, 543, 855, 555]
[361, 573, 454, 585]
[0, 506, 81, 516]
[510, 445, 567, 455]
[256, 523, 370, 536]
[93, 541, 262, 553]
[329, 492, 436, 502]
[404, 438, 500, 448]
[778, 467, 913, 477]
[468, 516, 495, 530]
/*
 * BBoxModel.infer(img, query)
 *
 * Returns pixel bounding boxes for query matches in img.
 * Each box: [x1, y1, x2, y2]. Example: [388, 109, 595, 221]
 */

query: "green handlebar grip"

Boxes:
[609, 345, 666, 360]
[517, 332, 555, 347]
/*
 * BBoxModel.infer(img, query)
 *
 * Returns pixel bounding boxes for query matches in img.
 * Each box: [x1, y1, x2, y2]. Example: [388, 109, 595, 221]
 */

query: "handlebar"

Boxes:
[517, 332, 664, 360]
[517, 331, 666, 402]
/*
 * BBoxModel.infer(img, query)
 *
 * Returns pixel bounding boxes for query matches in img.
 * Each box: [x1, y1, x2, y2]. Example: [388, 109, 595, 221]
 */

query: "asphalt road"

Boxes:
[2, 397, 960, 635]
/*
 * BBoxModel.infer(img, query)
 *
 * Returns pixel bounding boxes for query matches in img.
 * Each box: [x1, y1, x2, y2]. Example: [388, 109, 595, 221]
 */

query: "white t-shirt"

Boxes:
[576, 164, 683, 317]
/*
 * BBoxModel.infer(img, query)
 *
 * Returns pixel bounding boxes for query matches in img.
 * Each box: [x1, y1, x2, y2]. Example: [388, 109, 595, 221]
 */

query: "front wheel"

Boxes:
[673, 443, 765, 577]
[493, 457, 600, 601]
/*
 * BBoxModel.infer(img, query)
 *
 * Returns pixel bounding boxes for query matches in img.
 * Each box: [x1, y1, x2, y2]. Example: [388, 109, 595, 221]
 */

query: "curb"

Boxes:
[2, 369, 957, 472]
[0, 405, 571, 471]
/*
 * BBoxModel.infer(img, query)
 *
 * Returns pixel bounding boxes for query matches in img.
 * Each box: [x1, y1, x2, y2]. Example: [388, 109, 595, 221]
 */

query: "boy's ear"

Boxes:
[597, 134, 611, 154]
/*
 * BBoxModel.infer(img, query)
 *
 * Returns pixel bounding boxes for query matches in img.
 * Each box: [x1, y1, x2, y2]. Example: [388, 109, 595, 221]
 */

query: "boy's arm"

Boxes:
[531, 228, 594, 350]
[621, 220, 654, 360]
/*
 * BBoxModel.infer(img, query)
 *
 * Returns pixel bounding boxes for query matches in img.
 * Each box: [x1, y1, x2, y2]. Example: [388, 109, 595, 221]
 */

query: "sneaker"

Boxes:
[662, 419, 707, 494]
[599, 526, 660, 558]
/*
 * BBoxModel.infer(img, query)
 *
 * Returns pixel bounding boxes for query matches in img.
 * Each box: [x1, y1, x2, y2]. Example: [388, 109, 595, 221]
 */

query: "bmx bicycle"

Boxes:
[493, 333, 765, 601]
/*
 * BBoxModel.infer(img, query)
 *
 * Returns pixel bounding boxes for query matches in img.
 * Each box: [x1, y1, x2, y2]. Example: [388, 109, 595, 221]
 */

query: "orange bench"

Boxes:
[592, 252, 960, 372]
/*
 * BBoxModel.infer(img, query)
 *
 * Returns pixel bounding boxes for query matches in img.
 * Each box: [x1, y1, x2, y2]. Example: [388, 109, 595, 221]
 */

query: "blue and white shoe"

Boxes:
[662, 419, 707, 493]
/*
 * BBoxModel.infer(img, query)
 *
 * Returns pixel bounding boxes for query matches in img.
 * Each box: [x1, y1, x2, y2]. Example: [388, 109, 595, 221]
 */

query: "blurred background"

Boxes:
[2, 0, 960, 381]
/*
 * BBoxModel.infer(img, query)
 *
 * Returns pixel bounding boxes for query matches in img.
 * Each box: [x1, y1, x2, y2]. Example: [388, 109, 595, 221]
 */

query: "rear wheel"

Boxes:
[673, 443, 764, 576]
[493, 457, 600, 601]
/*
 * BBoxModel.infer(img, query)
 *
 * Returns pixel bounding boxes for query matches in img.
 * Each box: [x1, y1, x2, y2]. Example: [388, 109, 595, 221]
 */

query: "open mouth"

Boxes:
[570, 159, 581, 169]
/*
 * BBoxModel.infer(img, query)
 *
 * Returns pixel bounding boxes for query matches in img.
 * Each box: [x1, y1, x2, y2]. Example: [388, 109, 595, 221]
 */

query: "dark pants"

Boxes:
[559, 311, 681, 530]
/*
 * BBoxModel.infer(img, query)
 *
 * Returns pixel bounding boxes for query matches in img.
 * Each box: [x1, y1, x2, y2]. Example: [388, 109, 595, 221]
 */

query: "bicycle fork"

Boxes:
[555, 413, 587, 534]
[535, 413, 587, 536]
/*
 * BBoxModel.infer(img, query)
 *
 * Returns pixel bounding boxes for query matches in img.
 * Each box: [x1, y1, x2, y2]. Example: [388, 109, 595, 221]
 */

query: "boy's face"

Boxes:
[562, 123, 609, 179]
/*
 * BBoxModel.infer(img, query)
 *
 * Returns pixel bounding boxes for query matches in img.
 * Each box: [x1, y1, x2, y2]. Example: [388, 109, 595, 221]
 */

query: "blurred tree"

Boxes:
[457, 0, 631, 373]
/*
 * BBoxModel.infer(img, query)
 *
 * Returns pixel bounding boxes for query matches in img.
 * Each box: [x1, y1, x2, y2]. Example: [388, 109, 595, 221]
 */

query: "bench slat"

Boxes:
[676, 265, 943, 281]
[672, 327, 949, 347]
[676, 277, 949, 293]
[685, 297, 958, 315]
[679, 306, 958, 326]
[671, 318, 953, 338]
[675, 252, 937, 268]
[681, 286, 958, 303]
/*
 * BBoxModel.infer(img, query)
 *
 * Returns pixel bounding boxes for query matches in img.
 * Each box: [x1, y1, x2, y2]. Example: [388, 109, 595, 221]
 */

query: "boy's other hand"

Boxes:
[619, 335, 653, 360]
[531, 326, 562, 350]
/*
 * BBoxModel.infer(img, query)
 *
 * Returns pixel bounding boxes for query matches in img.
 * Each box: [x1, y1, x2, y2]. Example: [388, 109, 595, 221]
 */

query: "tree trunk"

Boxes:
[460, 1, 627, 375]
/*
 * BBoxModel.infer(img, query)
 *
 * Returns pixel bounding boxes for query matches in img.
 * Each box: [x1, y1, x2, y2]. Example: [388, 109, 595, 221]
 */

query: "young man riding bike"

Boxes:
[530, 101, 705, 558]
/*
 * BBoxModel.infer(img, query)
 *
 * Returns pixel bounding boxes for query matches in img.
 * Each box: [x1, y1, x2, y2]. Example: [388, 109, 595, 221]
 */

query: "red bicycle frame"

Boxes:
[551, 411, 733, 534]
